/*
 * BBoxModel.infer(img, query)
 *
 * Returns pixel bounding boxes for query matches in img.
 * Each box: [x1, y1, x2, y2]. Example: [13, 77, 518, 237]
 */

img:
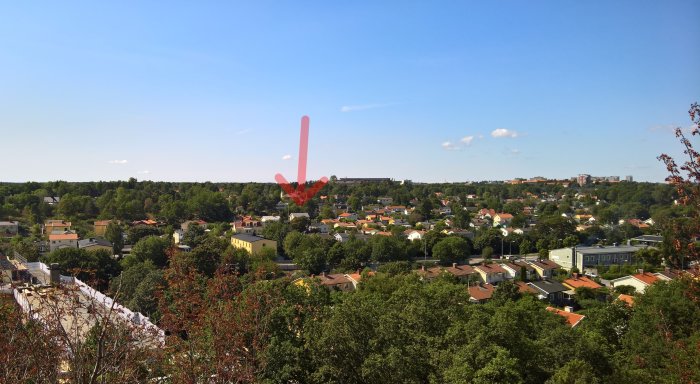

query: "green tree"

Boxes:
[128, 236, 170, 268]
[104, 222, 124, 255]
[545, 359, 601, 384]
[432, 237, 471, 265]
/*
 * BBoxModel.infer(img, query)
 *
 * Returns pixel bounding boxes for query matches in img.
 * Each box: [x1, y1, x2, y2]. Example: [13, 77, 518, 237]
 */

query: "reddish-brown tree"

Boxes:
[658, 102, 700, 301]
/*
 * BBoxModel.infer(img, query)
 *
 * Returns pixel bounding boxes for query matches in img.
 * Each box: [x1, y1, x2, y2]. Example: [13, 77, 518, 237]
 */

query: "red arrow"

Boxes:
[275, 116, 328, 206]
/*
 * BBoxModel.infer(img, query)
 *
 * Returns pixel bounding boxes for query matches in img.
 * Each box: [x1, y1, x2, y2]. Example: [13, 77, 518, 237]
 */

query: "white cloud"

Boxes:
[441, 141, 460, 151]
[282, 154, 292, 160]
[460, 136, 474, 145]
[340, 103, 393, 112]
[491, 128, 519, 138]
[137, 170, 151, 174]
[108, 160, 128, 164]
[478, 134, 484, 139]
[236, 129, 251, 135]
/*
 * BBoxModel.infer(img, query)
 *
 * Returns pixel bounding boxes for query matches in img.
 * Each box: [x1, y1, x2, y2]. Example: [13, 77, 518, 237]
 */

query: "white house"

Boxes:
[610, 271, 672, 294]
[406, 230, 426, 242]
[289, 213, 310, 221]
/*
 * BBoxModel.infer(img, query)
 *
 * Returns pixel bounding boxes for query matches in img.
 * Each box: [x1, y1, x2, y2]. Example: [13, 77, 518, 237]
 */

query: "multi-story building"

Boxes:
[549, 244, 646, 272]
[230, 234, 277, 255]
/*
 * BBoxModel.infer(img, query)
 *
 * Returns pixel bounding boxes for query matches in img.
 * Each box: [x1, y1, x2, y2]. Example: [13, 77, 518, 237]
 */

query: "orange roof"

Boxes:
[515, 281, 537, 294]
[49, 233, 78, 241]
[469, 284, 495, 301]
[475, 263, 507, 274]
[633, 272, 660, 285]
[496, 213, 514, 219]
[563, 275, 602, 290]
[617, 294, 635, 306]
[546, 307, 585, 327]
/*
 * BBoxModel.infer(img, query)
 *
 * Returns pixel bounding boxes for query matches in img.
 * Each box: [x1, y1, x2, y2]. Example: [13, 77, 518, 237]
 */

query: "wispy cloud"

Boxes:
[460, 136, 475, 145]
[282, 154, 292, 160]
[441, 141, 461, 151]
[108, 160, 128, 164]
[137, 170, 151, 174]
[340, 103, 394, 113]
[491, 128, 519, 138]
[236, 129, 251, 135]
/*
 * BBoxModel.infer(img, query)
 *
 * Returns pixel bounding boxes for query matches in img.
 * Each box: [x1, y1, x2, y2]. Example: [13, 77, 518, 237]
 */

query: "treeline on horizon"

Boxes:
[0, 177, 682, 223]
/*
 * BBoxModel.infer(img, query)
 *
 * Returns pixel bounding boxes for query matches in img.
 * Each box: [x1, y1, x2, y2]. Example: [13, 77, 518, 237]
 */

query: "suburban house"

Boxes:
[562, 274, 602, 290]
[549, 244, 645, 272]
[406, 230, 427, 242]
[444, 263, 477, 282]
[616, 294, 635, 306]
[492, 213, 514, 227]
[0, 221, 19, 237]
[48, 232, 79, 252]
[44, 220, 71, 236]
[43, 196, 60, 205]
[515, 281, 538, 294]
[474, 263, 508, 284]
[528, 259, 561, 279]
[416, 265, 443, 281]
[610, 271, 672, 294]
[546, 307, 585, 328]
[334, 233, 369, 243]
[309, 222, 330, 234]
[338, 212, 358, 221]
[346, 271, 373, 289]
[231, 217, 261, 234]
[230, 234, 277, 256]
[181, 220, 208, 232]
[317, 273, 354, 291]
[78, 238, 113, 252]
[289, 213, 310, 221]
[500, 262, 536, 281]
[529, 279, 569, 306]
[93, 220, 112, 237]
[468, 283, 495, 303]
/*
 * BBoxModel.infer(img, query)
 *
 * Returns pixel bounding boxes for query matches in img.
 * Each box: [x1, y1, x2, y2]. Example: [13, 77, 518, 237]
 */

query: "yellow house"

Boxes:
[230, 234, 277, 255]
[93, 220, 112, 237]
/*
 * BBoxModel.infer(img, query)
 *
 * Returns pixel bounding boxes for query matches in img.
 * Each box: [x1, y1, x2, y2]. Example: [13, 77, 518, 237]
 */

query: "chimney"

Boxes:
[637, 268, 644, 274]
[421, 265, 426, 271]
[49, 263, 61, 285]
[452, 263, 458, 268]
[564, 306, 574, 313]
[572, 272, 579, 279]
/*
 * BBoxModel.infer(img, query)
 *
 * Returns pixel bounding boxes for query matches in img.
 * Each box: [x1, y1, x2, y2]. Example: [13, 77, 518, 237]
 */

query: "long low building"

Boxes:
[549, 244, 648, 272]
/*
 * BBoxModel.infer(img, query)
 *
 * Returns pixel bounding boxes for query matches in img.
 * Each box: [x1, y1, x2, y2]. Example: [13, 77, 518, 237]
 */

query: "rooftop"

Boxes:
[546, 307, 585, 327]
[231, 233, 268, 243]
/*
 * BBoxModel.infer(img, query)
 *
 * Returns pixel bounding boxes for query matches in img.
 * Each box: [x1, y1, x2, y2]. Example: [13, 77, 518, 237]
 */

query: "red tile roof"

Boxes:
[563, 275, 602, 290]
[469, 284, 495, 301]
[49, 233, 78, 241]
[616, 294, 635, 306]
[515, 281, 537, 294]
[633, 272, 660, 285]
[546, 307, 585, 327]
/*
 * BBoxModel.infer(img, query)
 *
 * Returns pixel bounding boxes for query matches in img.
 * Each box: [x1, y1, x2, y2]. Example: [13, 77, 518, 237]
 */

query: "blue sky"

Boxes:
[0, 1, 698, 183]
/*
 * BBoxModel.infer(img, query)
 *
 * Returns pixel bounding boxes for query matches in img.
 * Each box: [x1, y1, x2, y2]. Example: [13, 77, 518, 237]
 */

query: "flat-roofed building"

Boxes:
[549, 244, 646, 272]
[230, 234, 277, 256]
